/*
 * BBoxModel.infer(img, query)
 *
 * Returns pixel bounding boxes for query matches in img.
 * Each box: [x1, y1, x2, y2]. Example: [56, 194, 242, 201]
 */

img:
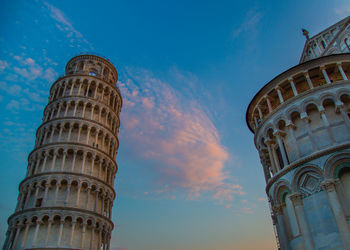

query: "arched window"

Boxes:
[339, 166, 350, 209]
[321, 40, 327, 49]
[78, 61, 84, 71]
[88, 68, 98, 76]
[275, 187, 299, 239]
[345, 38, 350, 51]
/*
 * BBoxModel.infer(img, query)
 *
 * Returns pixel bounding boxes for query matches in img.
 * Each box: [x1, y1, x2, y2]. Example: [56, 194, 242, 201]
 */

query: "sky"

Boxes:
[0, 0, 349, 249]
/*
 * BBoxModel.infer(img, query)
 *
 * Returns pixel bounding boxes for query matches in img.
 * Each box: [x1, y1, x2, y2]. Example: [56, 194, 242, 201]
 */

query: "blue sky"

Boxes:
[0, 0, 349, 249]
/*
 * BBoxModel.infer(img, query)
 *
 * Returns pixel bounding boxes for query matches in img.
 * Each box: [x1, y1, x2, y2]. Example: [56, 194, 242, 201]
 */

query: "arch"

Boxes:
[339, 92, 350, 106]
[273, 180, 292, 204]
[322, 97, 336, 108]
[292, 165, 323, 195]
[305, 102, 320, 115]
[301, 98, 320, 113]
[324, 151, 350, 179]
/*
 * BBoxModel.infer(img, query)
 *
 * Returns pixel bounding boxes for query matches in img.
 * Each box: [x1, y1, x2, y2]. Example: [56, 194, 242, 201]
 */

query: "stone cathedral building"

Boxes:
[246, 16, 350, 249]
[3, 55, 122, 249]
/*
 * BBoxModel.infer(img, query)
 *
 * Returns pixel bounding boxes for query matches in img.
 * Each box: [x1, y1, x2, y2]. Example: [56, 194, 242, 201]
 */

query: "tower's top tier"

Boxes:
[299, 16, 350, 63]
[65, 54, 118, 85]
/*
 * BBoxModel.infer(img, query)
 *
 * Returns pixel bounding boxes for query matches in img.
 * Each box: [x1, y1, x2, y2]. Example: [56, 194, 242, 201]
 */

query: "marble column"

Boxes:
[289, 78, 298, 96]
[266, 96, 273, 113]
[265, 140, 278, 174]
[45, 219, 53, 247]
[337, 62, 348, 80]
[276, 87, 284, 104]
[274, 130, 289, 167]
[321, 179, 350, 248]
[60, 150, 67, 171]
[11, 224, 22, 250]
[336, 104, 350, 130]
[69, 221, 76, 247]
[321, 66, 331, 84]
[304, 71, 314, 89]
[32, 221, 41, 247]
[286, 120, 300, 158]
[301, 112, 317, 150]
[21, 222, 31, 249]
[57, 219, 64, 246]
[319, 109, 335, 143]
[81, 223, 87, 249]
[76, 184, 82, 207]
[273, 204, 290, 250]
[289, 193, 315, 250]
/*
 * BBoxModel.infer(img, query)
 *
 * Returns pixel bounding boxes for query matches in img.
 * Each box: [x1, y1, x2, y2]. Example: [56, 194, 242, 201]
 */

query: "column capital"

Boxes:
[286, 120, 296, 129]
[273, 129, 286, 137]
[303, 71, 310, 77]
[320, 65, 327, 70]
[336, 61, 342, 66]
[335, 103, 344, 113]
[321, 179, 337, 192]
[288, 77, 294, 82]
[319, 109, 326, 116]
[300, 112, 310, 122]
[272, 204, 284, 215]
[289, 192, 304, 206]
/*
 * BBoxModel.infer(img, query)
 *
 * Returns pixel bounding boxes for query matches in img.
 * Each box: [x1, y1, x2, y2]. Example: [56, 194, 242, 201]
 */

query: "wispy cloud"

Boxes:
[241, 207, 253, 214]
[0, 82, 21, 96]
[11, 55, 58, 82]
[232, 7, 263, 39]
[119, 68, 244, 207]
[43, 1, 93, 50]
[334, 4, 350, 17]
[0, 60, 9, 73]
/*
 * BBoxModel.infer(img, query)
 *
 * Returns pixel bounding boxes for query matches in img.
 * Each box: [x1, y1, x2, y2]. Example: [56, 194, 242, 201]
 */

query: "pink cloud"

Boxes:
[119, 68, 244, 206]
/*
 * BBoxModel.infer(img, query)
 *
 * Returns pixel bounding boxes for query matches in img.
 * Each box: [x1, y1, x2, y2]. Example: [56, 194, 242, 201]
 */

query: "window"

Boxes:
[78, 61, 84, 71]
[321, 40, 326, 49]
[35, 198, 43, 207]
[89, 72, 97, 76]
[345, 38, 350, 51]
[276, 146, 284, 169]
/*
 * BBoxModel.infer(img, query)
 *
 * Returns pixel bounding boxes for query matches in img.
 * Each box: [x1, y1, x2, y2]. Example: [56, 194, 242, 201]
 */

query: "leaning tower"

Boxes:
[246, 17, 350, 249]
[3, 54, 122, 249]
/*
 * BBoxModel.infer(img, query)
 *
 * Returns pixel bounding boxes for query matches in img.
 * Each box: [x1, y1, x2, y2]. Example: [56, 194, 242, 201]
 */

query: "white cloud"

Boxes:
[0, 81, 22, 96]
[334, 5, 350, 17]
[232, 7, 263, 39]
[43, 1, 93, 49]
[43, 68, 58, 82]
[11, 55, 57, 82]
[6, 100, 20, 110]
[23, 88, 47, 103]
[0, 60, 9, 72]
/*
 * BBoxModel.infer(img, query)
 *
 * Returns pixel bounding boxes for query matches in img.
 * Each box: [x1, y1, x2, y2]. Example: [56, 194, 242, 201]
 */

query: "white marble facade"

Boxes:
[246, 18, 350, 250]
[3, 54, 122, 250]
